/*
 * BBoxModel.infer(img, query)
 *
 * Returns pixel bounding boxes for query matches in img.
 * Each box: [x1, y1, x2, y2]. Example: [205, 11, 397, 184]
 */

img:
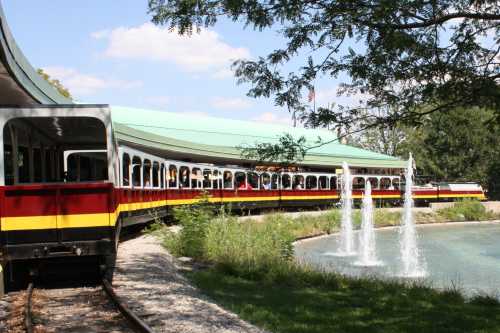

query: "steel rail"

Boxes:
[24, 282, 34, 333]
[102, 278, 155, 333]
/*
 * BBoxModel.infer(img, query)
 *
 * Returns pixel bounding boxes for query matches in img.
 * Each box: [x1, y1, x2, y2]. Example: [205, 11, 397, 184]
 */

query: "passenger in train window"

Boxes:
[281, 174, 291, 189]
[223, 171, 233, 188]
[179, 167, 189, 188]
[169, 166, 178, 187]
[238, 181, 253, 190]
[261, 173, 271, 190]
[293, 175, 305, 190]
[144, 174, 151, 187]
[319, 176, 328, 190]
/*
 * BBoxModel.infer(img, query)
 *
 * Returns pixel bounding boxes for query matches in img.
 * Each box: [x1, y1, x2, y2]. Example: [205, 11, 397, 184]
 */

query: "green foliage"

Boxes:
[205, 215, 295, 279]
[437, 200, 493, 221]
[398, 107, 500, 191]
[149, 0, 500, 143]
[487, 160, 500, 200]
[37, 68, 72, 99]
[239, 134, 308, 165]
[164, 194, 215, 259]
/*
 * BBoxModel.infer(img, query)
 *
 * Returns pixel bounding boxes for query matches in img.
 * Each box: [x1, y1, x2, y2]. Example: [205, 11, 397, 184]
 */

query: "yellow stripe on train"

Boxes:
[1, 213, 111, 231]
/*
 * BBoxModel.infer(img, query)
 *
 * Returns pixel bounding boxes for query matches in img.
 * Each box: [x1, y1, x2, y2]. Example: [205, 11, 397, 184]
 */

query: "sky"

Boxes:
[2, 0, 356, 126]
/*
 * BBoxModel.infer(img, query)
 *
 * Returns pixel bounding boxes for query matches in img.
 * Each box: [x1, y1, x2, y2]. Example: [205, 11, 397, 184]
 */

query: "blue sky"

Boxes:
[3, 0, 355, 125]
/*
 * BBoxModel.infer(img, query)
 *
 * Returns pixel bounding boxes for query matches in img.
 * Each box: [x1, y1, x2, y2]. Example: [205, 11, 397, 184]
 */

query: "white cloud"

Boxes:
[43, 66, 143, 96]
[93, 23, 251, 75]
[210, 96, 252, 110]
[252, 112, 292, 126]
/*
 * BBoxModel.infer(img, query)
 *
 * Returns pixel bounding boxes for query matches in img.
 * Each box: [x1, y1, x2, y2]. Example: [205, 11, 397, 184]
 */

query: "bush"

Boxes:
[205, 215, 295, 279]
[437, 199, 491, 221]
[166, 194, 215, 259]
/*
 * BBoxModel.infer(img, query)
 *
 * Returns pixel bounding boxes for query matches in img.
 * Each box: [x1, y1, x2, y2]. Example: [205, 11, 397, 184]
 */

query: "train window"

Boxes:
[179, 166, 189, 188]
[368, 177, 379, 189]
[260, 173, 271, 190]
[192, 168, 201, 188]
[3, 117, 107, 184]
[122, 153, 131, 187]
[319, 176, 328, 190]
[223, 171, 233, 189]
[293, 175, 305, 190]
[160, 163, 165, 188]
[330, 176, 337, 190]
[143, 159, 152, 188]
[271, 174, 279, 190]
[306, 176, 317, 190]
[152, 162, 160, 188]
[203, 169, 212, 189]
[65, 151, 108, 182]
[212, 170, 220, 189]
[392, 178, 400, 190]
[282, 174, 291, 189]
[169, 165, 178, 188]
[380, 178, 391, 189]
[353, 177, 365, 190]
[247, 172, 259, 190]
[234, 171, 246, 189]
[132, 156, 142, 187]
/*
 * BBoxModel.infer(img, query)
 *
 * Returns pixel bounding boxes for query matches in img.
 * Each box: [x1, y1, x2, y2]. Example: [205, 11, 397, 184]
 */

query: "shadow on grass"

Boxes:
[188, 268, 500, 333]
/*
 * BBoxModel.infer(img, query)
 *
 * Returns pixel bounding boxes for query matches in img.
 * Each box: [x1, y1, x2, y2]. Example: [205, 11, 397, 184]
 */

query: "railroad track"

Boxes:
[23, 279, 155, 333]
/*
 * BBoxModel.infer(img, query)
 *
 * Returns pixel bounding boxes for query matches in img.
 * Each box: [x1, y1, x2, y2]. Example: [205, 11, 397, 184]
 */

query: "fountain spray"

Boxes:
[399, 153, 427, 277]
[354, 180, 382, 266]
[338, 161, 356, 256]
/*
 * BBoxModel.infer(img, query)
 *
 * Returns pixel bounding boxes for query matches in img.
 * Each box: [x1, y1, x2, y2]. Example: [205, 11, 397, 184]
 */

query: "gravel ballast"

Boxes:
[113, 235, 266, 333]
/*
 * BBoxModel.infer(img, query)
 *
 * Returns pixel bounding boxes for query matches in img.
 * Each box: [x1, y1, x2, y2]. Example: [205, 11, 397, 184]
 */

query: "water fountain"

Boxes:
[399, 153, 427, 277]
[337, 161, 356, 256]
[354, 181, 382, 266]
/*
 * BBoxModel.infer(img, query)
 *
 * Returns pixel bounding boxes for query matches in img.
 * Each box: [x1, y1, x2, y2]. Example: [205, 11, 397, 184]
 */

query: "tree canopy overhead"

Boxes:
[149, 0, 500, 137]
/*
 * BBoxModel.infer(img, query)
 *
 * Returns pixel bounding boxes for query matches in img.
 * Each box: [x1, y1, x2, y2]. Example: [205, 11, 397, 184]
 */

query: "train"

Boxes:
[0, 105, 486, 287]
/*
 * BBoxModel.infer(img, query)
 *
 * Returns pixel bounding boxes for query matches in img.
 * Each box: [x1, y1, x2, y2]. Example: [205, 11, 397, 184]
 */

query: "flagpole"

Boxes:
[313, 87, 316, 113]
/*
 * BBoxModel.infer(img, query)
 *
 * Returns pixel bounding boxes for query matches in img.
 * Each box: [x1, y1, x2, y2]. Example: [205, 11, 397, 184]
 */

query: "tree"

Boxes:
[348, 107, 407, 156]
[148, 0, 500, 144]
[37, 69, 72, 100]
[396, 107, 500, 197]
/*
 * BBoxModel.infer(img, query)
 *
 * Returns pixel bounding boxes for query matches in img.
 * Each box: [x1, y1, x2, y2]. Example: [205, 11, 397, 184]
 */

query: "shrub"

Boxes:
[437, 199, 491, 221]
[168, 194, 215, 259]
[205, 215, 295, 278]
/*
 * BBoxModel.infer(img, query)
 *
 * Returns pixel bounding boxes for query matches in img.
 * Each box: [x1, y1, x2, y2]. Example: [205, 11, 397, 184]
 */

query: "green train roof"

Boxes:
[0, 3, 73, 105]
[111, 106, 406, 168]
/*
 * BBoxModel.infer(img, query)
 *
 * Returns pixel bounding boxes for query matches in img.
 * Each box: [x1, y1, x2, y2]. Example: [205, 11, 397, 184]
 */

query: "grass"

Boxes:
[150, 198, 500, 333]
[188, 268, 500, 333]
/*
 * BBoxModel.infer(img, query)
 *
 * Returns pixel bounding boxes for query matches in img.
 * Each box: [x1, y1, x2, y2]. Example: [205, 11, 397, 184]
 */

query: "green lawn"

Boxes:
[189, 268, 500, 333]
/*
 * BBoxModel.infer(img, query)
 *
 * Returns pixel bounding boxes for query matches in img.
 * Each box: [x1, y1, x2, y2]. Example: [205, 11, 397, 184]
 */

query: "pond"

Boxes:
[294, 222, 500, 295]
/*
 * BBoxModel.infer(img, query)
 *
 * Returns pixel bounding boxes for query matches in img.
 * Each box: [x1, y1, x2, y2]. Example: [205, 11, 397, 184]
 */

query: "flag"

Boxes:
[308, 87, 315, 102]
